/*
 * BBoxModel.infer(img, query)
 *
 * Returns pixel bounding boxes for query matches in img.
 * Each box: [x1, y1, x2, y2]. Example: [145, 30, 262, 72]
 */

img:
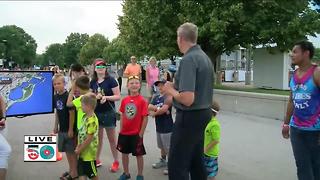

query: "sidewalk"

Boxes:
[6, 111, 296, 180]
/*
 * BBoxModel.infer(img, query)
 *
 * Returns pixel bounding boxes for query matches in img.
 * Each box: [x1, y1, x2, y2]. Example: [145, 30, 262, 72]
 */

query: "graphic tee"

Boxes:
[78, 114, 99, 161]
[119, 95, 148, 135]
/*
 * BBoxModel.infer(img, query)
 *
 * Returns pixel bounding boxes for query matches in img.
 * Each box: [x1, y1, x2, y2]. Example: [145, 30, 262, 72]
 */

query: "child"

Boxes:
[75, 93, 99, 180]
[117, 76, 148, 180]
[67, 63, 86, 93]
[52, 74, 78, 180]
[204, 101, 221, 180]
[90, 59, 121, 170]
[148, 79, 173, 175]
[67, 75, 91, 133]
[66, 64, 87, 148]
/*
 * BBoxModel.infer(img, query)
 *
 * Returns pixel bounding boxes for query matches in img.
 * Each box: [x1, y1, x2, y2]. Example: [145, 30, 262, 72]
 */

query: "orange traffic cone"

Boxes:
[50, 133, 63, 161]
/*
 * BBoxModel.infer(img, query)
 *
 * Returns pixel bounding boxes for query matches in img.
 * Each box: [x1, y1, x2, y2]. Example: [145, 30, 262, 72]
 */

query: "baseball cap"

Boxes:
[95, 60, 106, 66]
[154, 79, 167, 86]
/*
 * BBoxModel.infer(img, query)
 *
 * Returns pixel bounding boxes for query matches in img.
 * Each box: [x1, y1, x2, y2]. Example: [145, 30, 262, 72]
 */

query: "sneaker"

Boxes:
[152, 158, 167, 169]
[118, 172, 131, 180]
[96, 160, 102, 167]
[136, 175, 144, 180]
[110, 160, 120, 172]
[163, 169, 168, 175]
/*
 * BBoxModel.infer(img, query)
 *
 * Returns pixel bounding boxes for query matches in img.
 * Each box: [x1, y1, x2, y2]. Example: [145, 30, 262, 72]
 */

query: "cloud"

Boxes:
[0, 1, 123, 53]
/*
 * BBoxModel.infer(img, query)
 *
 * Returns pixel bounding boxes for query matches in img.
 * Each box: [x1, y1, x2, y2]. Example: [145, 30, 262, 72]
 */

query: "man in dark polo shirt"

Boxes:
[163, 22, 213, 180]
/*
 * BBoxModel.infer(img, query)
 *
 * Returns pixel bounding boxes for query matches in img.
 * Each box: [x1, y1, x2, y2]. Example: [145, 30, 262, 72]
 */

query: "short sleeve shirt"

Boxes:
[124, 63, 142, 76]
[78, 114, 99, 161]
[173, 45, 214, 110]
[90, 76, 118, 113]
[72, 96, 85, 130]
[119, 95, 148, 135]
[146, 66, 159, 87]
[204, 117, 220, 157]
[53, 91, 71, 132]
[151, 94, 173, 133]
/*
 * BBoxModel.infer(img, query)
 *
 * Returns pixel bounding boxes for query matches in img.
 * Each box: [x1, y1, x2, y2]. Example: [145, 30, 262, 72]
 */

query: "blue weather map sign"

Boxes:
[0, 71, 54, 117]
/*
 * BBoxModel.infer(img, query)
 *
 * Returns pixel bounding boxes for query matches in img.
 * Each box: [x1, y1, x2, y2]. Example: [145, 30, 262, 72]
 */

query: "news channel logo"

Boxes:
[24, 135, 57, 162]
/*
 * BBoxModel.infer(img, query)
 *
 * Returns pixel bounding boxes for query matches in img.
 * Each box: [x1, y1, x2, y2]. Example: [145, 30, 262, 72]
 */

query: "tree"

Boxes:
[0, 25, 37, 66]
[119, 0, 320, 70]
[314, 48, 320, 61]
[43, 43, 64, 67]
[118, 0, 179, 59]
[102, 37, 131, 65]
[79, 33, 109, 65]
[34, 54, 45, 66]
[63, 33, 89, 66]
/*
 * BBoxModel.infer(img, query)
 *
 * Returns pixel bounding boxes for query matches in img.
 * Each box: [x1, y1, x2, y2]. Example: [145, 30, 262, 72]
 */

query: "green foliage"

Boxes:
[313, 48, 320, 61]
[102, 37, 130, 65]
[0, 25, 37, 66]
[63, 32, 89, 66]
[118, 0, 320, 68]
[118, 0, 180, 59]
[79, 33, 109, 65]
[43, 43, 64, 66]
[34, 54, 45, 66]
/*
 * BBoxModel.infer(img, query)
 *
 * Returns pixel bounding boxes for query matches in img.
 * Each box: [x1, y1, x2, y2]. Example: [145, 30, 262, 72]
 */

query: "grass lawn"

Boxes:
[214, 84, 290, 96]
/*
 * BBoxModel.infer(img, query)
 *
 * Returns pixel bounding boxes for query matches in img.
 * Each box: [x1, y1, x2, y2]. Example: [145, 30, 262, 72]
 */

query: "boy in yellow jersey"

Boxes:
[75, 93, 99, 180]
[204, 101, 221, 180]
[67, 75, 90, 133]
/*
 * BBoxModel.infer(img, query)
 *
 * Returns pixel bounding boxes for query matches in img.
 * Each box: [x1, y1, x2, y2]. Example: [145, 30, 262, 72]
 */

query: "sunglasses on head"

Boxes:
[96, 65, 106, 69]
[211, 108, 219, 113]
[128, 75, 140, 80]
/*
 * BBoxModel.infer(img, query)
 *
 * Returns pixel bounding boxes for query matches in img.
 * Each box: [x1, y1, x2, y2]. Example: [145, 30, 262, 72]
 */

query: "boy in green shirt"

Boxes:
[75, 93, 99, 180]
[67, 75, 91, 131]
[204, 101, 221, 180]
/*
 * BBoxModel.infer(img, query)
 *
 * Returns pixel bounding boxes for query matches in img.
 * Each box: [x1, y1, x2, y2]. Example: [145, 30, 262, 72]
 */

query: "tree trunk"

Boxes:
[200, 40, 223, 85]
[204, 50, 222, 85]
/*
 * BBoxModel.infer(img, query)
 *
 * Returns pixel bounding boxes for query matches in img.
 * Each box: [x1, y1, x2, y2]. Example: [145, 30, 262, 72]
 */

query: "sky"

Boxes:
[0, 1, 319, 55]
[0, 1, 123, 54]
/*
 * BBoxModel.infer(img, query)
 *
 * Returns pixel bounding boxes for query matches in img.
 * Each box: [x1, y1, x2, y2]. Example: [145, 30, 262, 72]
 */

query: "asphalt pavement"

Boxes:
[5, 81, 297, 180]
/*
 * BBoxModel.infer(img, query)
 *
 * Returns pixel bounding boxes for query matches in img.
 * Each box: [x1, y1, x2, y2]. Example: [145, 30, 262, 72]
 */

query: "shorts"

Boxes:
[58, 132, 76, 153]
[204, 155, 218, 178]
[116, 134, 146, 156]
[96, 111, 116, 128]
[156, 132, 171, 153]
[77, 158, 97, 179]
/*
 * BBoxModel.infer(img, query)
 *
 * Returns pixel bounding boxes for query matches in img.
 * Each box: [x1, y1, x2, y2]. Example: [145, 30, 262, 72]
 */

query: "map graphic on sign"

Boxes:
[0, 71, 54, 117]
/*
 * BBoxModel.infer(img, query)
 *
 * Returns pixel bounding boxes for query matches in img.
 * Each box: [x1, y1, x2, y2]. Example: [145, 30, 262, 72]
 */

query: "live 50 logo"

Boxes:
[24, 135, 57, 162]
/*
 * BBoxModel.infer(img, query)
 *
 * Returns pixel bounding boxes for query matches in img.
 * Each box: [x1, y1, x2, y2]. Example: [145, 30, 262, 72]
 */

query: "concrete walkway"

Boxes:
[6, 110, 297, 180]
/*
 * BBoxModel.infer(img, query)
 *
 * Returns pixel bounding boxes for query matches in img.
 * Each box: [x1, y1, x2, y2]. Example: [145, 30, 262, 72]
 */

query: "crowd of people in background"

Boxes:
[45, 22, 218, 180]
[1, 22, 319, 180]
[5, 22, 215, 180]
